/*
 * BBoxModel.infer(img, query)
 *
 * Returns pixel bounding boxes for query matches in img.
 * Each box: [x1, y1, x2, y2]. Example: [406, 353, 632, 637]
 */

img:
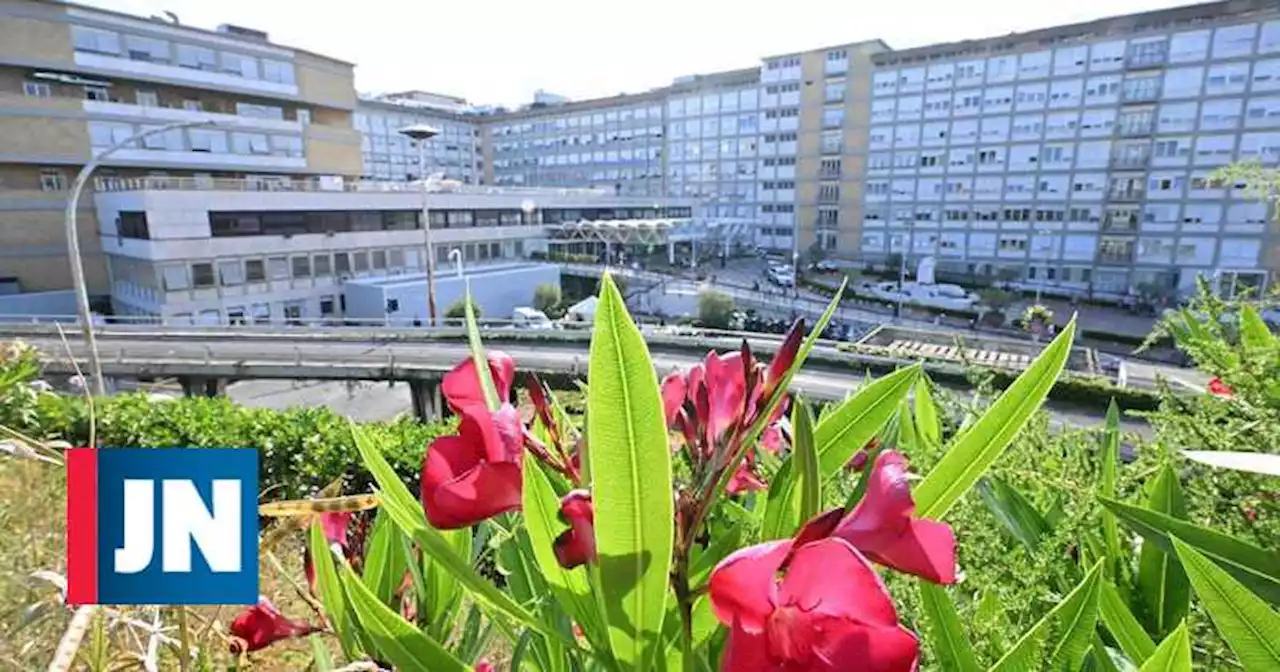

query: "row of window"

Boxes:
[863, 201, 1267, 225]
[71, 25, 296, 85]
[872, 21, 1280, 95]
[863, 172, 1258, 199]
[88, 121, 304, 157]
[492, 105, 665, 136]
[162, 246, 423, 291]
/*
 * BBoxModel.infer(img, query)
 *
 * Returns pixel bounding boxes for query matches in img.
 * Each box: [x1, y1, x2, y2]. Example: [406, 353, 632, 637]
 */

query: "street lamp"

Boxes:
[66, 119, 218, 396]
[400, 124, 441, 326]
[449, 247, 464, 278]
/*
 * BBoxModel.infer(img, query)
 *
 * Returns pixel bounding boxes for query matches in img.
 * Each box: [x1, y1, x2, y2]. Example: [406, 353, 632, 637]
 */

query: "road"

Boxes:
[18, 330, 1150, 434]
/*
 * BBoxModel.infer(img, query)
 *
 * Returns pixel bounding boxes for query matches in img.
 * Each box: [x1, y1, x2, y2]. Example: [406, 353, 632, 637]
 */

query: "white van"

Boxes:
[512, 307, 554, 330]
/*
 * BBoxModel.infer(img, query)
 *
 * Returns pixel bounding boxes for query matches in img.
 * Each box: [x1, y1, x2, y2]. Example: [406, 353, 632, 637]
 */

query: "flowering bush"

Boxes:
[230, 275, 1278, 670]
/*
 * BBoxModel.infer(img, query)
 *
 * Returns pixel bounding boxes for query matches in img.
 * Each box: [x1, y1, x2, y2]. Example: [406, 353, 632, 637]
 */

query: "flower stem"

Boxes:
[176, 606, 191, 672]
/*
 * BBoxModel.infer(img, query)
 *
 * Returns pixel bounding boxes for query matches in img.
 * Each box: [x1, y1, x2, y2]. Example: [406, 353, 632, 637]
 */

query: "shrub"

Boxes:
[532, 283, 562, 317]
[444, 296, 482, 321]
[697, 289, 736, 329]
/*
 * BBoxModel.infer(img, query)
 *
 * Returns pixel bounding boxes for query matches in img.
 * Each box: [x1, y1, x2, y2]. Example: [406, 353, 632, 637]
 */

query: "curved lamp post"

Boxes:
[448, 247, 463, 278]
[399, 124, 442, 326]
[66, 119, 218, 396]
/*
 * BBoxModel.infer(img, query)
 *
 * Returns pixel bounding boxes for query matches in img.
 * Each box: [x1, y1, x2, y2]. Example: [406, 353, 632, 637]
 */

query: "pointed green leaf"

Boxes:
[761, 398, 821, 540]
[522, 453, 609, 654]
[1135, 466, 1189, 638]
[1089, 633, 1128, 672]
[587, 273, 673, 671]
[339, 561, 469, 672]
[896, 397, 918, 453]
[1239, 304, 1274, 350]
[308, 522, 363, 659]
[309, 634, 334, 672]
[1172, 538, 1280, 672]
[362, 509, 408, 608]
[914, 373, 941, 450]
[1101, 496, 1280, 605]
[991, 560, 1102, 672]
[976, 476, 1051, 552]
[1099, 580, 1157, 663]
[689, 525, 743, 590]
[351, 425, 560, 642]
[1100, 400, 1123, 579]
[918, 582, 981, 672]
[1182, 451, 1280, 477]
[915, 318, 1076, 520]
[463, 287, 501, 410]
[813, 364, 918, 477]
[1138, 622, 1191, 672]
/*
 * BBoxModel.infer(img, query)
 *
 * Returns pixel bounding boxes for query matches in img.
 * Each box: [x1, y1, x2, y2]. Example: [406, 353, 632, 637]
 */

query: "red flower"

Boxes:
[553, 489, 596, 569]
[228, 598, 321, 653]
[421, 403, 523, 529]
[475, 660, 495, 672]
[709, 538, 919, 671]
[1208, 376, 1234, 398]
[304, 512, 355, 593]
[441, 351, 515, 412]
[662, 371, 688, 426]
[761, 424, 786, 455]
[726, 462, 768, 495]
[831, 451, 956, 584]
[846, 438, 880, 472]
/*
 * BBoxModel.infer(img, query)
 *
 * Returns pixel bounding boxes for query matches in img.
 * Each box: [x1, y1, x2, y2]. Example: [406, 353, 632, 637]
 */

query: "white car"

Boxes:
[768, 267, 796, 287]
[511, 307, 555, 330]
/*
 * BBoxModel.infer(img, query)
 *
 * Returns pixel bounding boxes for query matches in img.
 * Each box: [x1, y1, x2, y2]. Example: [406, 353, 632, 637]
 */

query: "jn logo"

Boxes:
[67, 448, 258, 605]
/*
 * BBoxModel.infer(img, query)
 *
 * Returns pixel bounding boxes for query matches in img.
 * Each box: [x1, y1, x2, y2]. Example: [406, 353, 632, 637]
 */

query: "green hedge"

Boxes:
[19, 392, 450, 499]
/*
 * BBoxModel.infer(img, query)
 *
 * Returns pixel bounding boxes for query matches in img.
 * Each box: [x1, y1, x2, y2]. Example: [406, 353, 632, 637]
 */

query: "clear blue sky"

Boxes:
[81, 0, 1191, 107]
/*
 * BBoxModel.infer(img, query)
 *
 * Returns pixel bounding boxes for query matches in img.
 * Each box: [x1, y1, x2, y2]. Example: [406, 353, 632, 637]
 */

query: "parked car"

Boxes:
[512, 307, 554, 330]
[767, 266, 796, 287]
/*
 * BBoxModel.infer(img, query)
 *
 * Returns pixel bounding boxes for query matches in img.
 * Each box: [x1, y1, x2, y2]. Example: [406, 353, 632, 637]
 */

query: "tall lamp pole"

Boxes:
[400, 124, 441, 326]
[67, 119, 217, 396]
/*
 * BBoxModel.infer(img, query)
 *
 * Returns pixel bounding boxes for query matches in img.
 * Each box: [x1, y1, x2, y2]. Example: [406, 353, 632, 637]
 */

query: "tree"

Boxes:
[698, 290, 736, 329]
[444, 297, 482, 322]
[978, 288, 1016, 313]
[532, 283, 562, 317]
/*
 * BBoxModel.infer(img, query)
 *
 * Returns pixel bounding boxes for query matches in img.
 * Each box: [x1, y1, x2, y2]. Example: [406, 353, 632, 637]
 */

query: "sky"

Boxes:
[81, 0, 1192, 108]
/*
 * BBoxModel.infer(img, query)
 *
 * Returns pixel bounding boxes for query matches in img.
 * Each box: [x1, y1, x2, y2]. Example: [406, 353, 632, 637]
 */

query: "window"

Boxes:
[189, 129, 227, 153]
[824, 82, 845, 103]
[124, 35, 169, 62]
[217, 260, 243, 285]
[261, 59, 296, 85]
[314, 254, 332, 276]
[161, 265, 190, 291]
[191, 263, 215, 288]
[220, 52, 259, 78]
[267, 256, 290, 279]
[371, 250, 387, 270]
[182, 99, 202, 111]
[333, 253, 351, 275]
[291, 256, 311, 278]
[23, 81, 51, 98]
[245, 259, 265, 282]
[177, 44, 217, 70]
[232, 133, 270, 155]
[236, 103, 284, 119]
[84, 86, 109, 101]
[117, 211, 149, 239]
[39, 169, 66, 192]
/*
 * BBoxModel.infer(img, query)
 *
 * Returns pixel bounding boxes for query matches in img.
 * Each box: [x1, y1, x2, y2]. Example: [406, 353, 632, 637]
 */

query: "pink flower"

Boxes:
[726, 462, 768, 495]
[662, 371, 688, 427]
[709, 538, 919, 671]
[421, 403, 523, 529]
[304, 512, 355, 593]
[831, 451, 956, 584]
[228, 598, 321, 653]
[845, 439, 879, 473]
[441, 351, 515, 412]
[1208, 376, 1234, 398]
[475, 659, 495, 672]
[761, 424, 786, 454]
[553, 489, 596, 569]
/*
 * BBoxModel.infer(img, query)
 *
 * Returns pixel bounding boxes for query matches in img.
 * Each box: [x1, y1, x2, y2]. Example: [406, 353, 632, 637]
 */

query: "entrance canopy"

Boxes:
[548, 217, 761, 247]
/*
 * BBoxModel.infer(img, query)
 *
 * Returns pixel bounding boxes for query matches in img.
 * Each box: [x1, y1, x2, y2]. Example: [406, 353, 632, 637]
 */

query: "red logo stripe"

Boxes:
[66, 448, 98, 605]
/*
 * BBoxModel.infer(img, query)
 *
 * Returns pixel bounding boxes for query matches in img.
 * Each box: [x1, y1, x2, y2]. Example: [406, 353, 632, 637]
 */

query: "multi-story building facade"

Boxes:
[0, 0, 362, 297]
[354, 91, 483, 184]
[854, 0, 1280, 298]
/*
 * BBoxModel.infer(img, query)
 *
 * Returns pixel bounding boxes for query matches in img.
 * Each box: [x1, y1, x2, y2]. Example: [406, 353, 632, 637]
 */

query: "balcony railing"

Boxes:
[1115, 120, 1155, 137]
[818, 169, 842, 179]
[94, 175, 617, 198]
[1102, 216, 1139, 232]
[1107, 188, 1147, 202]
[1121, 83, 1162, 103]
[1096, 250, 1136, 264]
[1125, 50, 1167, 69]
[1109, 154, 1151, 170]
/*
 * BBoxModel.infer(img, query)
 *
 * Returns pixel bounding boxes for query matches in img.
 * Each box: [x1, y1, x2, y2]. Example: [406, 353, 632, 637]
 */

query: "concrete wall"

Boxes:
[345, 263, 561, 324]
[0, 289, 77, 318]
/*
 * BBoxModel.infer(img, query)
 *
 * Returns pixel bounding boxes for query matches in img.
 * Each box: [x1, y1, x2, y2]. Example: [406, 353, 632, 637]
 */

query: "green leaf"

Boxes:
[915, 318, 1076, 519]
[1138, 622, 1191, 672]
[339, 561, 469, 672]
[1239, 304, 1274, 350]
[761, 398, 820, 540]
[1135, 466, 1189, 638]
[813, 364, 918, 477]
[1100, 400, 1123, 579]
[463, 286, 501, 410]
[914, 373, 941, 451]
[522, 453, 609, 654]
[309, 635, 333, 672]
[1099, 580, 1157, 664]
[587, 273, 674, 671]
[351, 425, 560, 641]
[689, 525, 742, 590]
[976, 476, 1051, 552]
[308, 522, 362, 659]
[1181, 451, 1280, 477]
[362, 509, 408, 608]
[896, 397, 918, 454]
[1172, 538, 1280, 672]
[918, 582, 981, 672]
[1101, 496, 1280, 605]
[990, 560, 1102, 672]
